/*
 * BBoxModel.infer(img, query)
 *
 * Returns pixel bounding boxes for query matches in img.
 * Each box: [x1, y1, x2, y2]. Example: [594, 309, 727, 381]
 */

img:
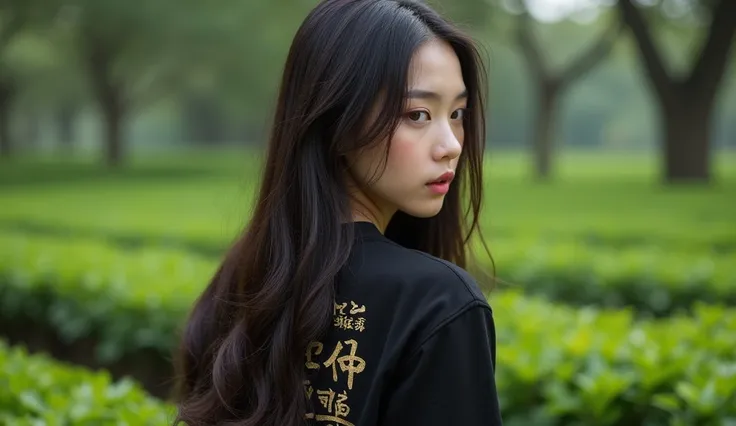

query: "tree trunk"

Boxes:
[56, 102, 77, 154]
[101, 93, 124, 167]
[662, 103, 711, 182]
[0, 103, 10, 159]
[515, 11, 620, 181]
[182, 93, 226, 144]
[22, 112, 40, 151]
[86, 40, 126, 167]
[0, 79, 14, 159]
[617, 0, 736, 184]
[533, 83, 559, 180]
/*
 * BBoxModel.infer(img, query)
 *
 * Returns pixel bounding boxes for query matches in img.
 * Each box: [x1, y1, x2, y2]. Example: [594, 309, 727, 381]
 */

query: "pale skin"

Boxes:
[345, 38, 467, 233]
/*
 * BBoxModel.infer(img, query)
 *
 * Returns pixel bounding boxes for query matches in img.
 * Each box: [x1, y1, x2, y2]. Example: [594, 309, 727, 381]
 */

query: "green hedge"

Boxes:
[1, 214, 734, 260]
[0, 218, 227, 257]
[0, 340, 174, 425]
[0, 232, 735, 424]
[491, 239, 736, 317]
[2, 302, 734, 426]
[494, 292, 736, 425]
[2, 231, 734, 328]
[0, 233, 215, 362]
[485, 224, 736, 253]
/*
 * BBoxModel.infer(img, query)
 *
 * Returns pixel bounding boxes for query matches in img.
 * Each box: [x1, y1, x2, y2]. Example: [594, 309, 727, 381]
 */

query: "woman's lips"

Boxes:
[426, 181, 450, 195]
[426, 171, 454, 195]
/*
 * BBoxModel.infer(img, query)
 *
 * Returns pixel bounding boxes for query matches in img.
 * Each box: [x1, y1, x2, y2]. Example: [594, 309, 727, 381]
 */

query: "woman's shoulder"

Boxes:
[350, 238, 487, 302]
[409, 248, 488, 305]
[341, 238, 492, 339]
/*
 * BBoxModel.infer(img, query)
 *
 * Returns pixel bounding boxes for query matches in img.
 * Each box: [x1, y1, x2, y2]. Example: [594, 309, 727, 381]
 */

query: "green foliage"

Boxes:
[4, 0, 736, 153]
[1, 224, 735, 339]
[492, 238, 736, 316]
[0, 340, 175, 424]
[494, 291, 736, 425]
[0, 224, 733, 367]
[1, 228, 734, 424]
[0, 232, 217, 362]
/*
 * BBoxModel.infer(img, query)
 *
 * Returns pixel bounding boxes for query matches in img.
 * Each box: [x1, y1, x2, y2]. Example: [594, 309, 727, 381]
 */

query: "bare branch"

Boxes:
[559, 19, 624, 88]
[617, 0, 674, 103]
[687, 0, 736, 104]
[514, 9, 550, 83]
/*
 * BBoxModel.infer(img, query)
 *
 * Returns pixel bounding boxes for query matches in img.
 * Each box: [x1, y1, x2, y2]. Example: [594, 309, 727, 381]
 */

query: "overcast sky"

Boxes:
[524, 0, 610, 22]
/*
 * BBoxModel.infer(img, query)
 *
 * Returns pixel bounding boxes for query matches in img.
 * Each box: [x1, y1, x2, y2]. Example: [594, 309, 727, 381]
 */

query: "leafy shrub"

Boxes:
[0, 233, 216, 362]
[0, 340, 174, 425]
[2, 216, 735, 258]
[491, 239, 736, 317]
[484, 223, 736, 253]
[2, 231, 734, 333]
[494, 292, 736, 425]
[0, 218, 226, 257]
[0, 232, 735, 424]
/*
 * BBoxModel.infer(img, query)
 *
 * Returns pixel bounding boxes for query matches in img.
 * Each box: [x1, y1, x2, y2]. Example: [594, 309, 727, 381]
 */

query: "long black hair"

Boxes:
[173, 1, 490, 424]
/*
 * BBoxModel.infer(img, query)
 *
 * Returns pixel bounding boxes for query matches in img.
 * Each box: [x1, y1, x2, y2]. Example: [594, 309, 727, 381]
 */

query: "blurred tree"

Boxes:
[513, 4, 622, 180]
[428, 0, 490, 29]
[173, 0, 291, 145]
[0, 0, 46, 158]
[617, 0, 736, 182]
[56, 0, 211, 166]
[47, 12, 86, 155]
[182, 90, 227, 145]
[55, 99, 79, 152]
[0, 72, 13, 159]
[6, 11, 88, 155]
[176, 0, 318, 146]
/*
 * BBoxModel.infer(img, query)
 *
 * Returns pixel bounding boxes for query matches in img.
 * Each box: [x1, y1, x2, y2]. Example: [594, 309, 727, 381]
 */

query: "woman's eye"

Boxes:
[407, 111, 430, 122]
[451, 108, 466, 120]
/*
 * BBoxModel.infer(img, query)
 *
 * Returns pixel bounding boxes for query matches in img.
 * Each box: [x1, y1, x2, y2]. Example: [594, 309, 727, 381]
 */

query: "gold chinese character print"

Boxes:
[349, 301, 366, 315]
[335, 315, 354, 330]
[323, 339, 366, 390]
[304, 300, 368, 426]
[306, 389, 354, 426]
[304, 380, 314, 399]
[353, 317, 366, 332]
[306, 341, 324, 370]
[317, 388, 336, 411]
[334, 390, 351, 417]
[333, 300, 367, 332]
[334, 302, 347, 315]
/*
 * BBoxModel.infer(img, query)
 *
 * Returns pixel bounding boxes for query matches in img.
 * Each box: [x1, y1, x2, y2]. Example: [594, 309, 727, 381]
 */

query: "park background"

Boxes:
[0, 0, 734, 424]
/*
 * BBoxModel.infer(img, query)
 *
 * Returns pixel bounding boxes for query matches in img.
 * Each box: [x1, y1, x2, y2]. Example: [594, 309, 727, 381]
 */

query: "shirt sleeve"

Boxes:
[381, 303, 503, 425]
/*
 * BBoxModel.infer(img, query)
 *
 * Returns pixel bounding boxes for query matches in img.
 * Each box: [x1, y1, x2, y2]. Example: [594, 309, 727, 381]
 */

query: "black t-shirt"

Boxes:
[304, 221, 502, 426]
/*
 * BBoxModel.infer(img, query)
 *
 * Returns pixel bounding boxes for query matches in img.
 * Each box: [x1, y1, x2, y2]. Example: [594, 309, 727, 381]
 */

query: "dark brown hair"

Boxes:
[173, 1, 490, 424]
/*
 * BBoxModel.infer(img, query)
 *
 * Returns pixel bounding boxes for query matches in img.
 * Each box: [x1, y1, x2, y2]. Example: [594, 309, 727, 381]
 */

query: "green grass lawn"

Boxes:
[1, 148, 734, 251]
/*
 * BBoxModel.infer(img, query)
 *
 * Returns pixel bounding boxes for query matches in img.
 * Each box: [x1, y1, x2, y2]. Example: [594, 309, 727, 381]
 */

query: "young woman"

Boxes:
[174, 0, 502, 425]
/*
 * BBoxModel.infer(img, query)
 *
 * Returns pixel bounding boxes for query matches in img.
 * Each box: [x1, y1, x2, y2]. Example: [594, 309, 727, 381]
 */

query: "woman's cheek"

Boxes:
[388, 130, 420, 170]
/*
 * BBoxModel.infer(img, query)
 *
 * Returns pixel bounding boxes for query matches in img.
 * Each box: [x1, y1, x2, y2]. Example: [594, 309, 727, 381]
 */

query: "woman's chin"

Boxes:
[400, 200, 445, 218]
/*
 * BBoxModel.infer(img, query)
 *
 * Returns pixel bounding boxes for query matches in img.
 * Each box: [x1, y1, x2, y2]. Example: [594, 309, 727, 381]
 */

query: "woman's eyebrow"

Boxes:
[407, 89, 468, 101]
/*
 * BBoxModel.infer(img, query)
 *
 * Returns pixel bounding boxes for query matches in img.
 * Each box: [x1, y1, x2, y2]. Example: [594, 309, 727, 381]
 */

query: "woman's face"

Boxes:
[347, 38, 467, 230]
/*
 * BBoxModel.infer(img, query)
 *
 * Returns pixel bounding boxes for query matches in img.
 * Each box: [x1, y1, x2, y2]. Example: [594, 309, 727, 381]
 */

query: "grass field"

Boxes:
[2, 149, 735, 252]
